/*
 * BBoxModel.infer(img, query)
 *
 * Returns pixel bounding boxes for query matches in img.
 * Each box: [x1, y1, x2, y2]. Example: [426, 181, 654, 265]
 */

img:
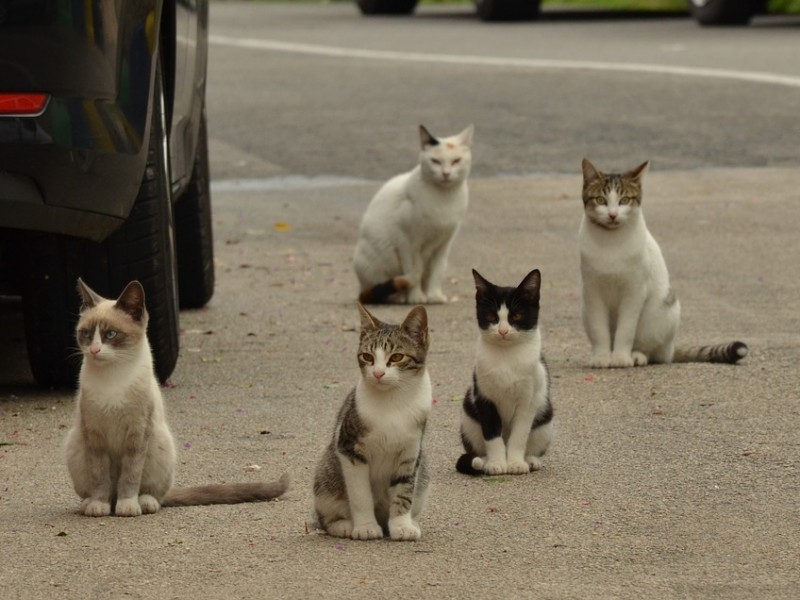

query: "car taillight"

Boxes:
[0, 93, 50, 116]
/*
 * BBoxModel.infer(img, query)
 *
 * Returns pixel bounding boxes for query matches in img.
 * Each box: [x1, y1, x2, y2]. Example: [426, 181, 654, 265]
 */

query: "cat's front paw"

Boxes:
[326, 519, 353, 539]
[483, 459, 508, 475]
[526, 456, 543, 471]
[115, 497, 143, 517]
[425, 290, 448, 304]
[351, 522, 384, 541]
[506, 460, 530, 475]
[389, 520, 421, 542]
[407, 288, 427, 305]
[631, 351, 649, 366]
[82, 499, 111, 517]
[589, 351, 612, 369]
[609, 352, 634, 368]
[139, 494, 161, 514]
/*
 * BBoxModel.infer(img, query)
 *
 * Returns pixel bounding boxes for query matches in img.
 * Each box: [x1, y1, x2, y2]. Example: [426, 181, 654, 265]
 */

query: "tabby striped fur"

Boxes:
[313, 304, 431, 541]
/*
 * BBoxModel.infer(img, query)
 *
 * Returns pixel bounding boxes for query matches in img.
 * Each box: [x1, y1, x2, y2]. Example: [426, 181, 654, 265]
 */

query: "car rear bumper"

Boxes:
[0, 0, 159, 241]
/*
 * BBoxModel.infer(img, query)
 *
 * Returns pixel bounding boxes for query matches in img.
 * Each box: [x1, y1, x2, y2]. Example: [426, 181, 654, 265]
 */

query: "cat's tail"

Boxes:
[673, 341, 748, 364]
[161, 473, 289, 507]
[455, 454, 484, 477]
[358, 276, 410, 305]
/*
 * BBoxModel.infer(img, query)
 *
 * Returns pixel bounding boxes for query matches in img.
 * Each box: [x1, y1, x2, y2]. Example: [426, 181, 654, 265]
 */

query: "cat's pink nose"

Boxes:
[90, 345, 101, 355]
[498, 327, 509, 337]
[373, 370, 385, 380]
[608, 212, 617, 221]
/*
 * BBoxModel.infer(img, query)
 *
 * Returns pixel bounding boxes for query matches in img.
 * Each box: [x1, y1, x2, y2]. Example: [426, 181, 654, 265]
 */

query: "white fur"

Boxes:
[462, 307, 552, 475]
[579, 187, 681, 368]
[353, 125, 473, 304]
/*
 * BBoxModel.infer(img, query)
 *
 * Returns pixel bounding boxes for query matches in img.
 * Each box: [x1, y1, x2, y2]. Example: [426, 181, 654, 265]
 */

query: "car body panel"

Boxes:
[0, 0, 207, 241]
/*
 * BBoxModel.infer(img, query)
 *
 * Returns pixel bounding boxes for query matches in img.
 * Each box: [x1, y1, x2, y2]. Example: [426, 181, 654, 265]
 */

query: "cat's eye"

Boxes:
[104, 330, 117, 341]
[451, 158, 461, 166]
[388, 353, 405, 364]
[485, 313, 499, 324]
[619, 197, 632, 206]
[431, 158, 442, 165]
[359, 353, 374, 365]
[594, 197, 607, 206]
[79, 329, 92, 340]
[511, 313, 524, 322]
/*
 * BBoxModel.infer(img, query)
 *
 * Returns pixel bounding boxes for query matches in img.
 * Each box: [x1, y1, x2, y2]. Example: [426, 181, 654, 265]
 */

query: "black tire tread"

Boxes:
[175, 110, 215, 309]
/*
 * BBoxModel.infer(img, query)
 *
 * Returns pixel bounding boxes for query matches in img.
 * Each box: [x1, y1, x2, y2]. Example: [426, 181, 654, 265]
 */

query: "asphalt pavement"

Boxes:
[2, 3, 799, 599]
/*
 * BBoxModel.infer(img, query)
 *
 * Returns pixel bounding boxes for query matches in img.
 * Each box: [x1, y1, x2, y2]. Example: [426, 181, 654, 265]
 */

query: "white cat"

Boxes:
[65, 278, 288, 517]
[579, 159, 747, 368]
[354, 124, 473, 305]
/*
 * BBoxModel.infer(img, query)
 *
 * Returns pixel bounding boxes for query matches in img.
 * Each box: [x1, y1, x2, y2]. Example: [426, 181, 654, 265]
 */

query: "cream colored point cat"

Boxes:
[65, 278, 288, 517]
[579, 159, 748, 368]
[354, 124, 473, 305]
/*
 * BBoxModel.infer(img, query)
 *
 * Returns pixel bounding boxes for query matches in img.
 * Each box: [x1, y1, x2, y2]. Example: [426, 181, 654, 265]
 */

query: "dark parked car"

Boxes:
[0, 0, 214, 387]
[356, 0, 773, 25]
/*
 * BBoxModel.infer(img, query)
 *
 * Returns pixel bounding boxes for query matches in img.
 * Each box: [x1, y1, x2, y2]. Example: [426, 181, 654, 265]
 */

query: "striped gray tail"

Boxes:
[673, 341, 748, 364]
[161, 473, 289, 507]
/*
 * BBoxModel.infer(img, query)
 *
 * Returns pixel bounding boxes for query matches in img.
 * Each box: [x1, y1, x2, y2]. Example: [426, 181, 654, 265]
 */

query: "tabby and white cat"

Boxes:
[64, 278, 288, 517]
[457, 269, 553, 476]
[314, 304, 431, 541]
[354, 124, 473, 305]
[579, 158, 748, 368]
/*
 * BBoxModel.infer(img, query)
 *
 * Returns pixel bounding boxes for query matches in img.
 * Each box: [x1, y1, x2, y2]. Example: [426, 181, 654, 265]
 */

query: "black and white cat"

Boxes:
[579, 158, 748, 367]
[314, 304, 431, 541]
[354, 124, 473, 305]
[457, 269, 553, 476]
[65, 278, 288, 517]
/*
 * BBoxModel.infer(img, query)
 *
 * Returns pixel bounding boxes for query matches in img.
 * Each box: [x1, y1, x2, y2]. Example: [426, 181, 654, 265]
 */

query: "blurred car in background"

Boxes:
[355, 0, 776, 25]
[0, 0, 214, 387]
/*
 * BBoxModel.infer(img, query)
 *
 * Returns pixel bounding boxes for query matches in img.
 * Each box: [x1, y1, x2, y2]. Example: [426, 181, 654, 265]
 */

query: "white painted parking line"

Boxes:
[211, 35, 800, 89]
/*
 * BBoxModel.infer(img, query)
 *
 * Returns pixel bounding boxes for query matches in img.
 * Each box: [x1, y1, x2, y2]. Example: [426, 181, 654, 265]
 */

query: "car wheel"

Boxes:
[687, 0, 759, 25]
[22, 59, 179, 388]
[475, 0, 541, 21]
[356, 0, 419, 16]
[175, 108, 215, 309]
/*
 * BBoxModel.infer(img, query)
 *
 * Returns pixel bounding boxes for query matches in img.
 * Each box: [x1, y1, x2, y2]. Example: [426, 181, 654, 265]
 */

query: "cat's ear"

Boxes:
[115, 280, 147, 323]
[582, 158, 602, 186]
[419, 125, 439, 149]
[626, 160, 649, 181]
[472, 269, 493, 294]
[517, 269, 542, 301]
[457, 124, 474, 147]
[76, 278, 104, 311]
[357, 303, 381, 333]
[401, 305, 429, 350]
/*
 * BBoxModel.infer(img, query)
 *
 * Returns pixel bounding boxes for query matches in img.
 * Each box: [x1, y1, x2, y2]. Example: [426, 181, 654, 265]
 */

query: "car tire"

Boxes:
[22, 59, 179, 388]
[356, 0, 419, 16]
[475, 0, 541, 21]
[687, 0, 759, 25]
[175, 108, 215, 309]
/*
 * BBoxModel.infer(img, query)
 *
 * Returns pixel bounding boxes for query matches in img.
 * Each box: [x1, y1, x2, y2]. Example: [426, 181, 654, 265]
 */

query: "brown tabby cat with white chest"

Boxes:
[64, 278, 288, 517]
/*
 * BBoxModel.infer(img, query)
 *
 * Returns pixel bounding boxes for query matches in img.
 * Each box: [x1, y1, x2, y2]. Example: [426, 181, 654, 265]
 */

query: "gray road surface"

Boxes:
[1, 3, 799, 599]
